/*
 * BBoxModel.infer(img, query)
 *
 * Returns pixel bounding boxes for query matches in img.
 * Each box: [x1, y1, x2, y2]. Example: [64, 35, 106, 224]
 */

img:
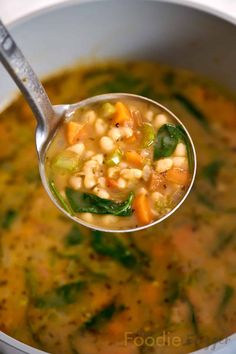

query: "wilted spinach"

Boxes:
[154, 123, 194, 172]
[35, 281, 86, 308]
[65, 188, 134, 216]
[82, 302, 125, 331]
[91, 230, 138, 269]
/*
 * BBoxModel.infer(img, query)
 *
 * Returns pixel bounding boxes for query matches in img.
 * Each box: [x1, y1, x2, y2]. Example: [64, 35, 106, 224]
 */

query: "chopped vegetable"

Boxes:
[35, 281, 86, 308]
[1, 209, 17, 229]
[218, 285, 234, 313]
[65, 188, 134, 216]
[154, 124, 179, 160]
[154, 123, 194, 173]
[202, 160, 223, 186]
[65, 225, 84, 246]
[52, 150, 80, 172]
[82, 302, 125, 331]
[113, 102, 132, 125]
[173, 93, 208, 129]
[133, 193, 153, 225]
[91, 230, 138, 268]
[66, 121, 83, 145]
[49, 180, 74, 214]
[141, 123, 155, 148]
[166, 167, 189, 185]
[105, 149, 122, 166]
[101, 102, 116, 117]
[125, 150, 143, 167]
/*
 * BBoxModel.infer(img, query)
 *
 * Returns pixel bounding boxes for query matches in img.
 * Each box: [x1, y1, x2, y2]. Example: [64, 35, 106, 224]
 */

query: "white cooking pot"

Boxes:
[0, 0, 236, 353]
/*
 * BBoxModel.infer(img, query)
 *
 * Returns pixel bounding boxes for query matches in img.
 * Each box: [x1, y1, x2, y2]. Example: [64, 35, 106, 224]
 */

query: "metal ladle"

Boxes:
[0, 19, 197, 233]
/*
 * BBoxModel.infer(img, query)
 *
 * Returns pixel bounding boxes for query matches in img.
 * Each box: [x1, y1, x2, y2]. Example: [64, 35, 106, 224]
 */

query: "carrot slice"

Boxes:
[133, 193, 153, 225]
[165, 167, 190, 185]
[65, 121, 83, 145]
[125, 150, 143, 167]
[113, 102, 132, 125]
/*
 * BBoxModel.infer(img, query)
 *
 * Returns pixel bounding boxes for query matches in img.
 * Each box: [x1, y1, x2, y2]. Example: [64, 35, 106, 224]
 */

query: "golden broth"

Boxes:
[0, 61, 236, 354]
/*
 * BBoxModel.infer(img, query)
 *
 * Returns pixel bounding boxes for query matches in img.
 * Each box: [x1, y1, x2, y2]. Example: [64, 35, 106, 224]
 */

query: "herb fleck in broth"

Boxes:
[0, 61, 236, 354]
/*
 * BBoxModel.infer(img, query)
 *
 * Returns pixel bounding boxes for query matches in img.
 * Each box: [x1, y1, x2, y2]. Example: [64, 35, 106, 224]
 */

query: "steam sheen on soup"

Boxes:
[0, 61, 236, 354]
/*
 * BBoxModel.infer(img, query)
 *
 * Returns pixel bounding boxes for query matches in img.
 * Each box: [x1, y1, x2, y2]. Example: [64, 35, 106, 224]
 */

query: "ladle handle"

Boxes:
[0, 19, 54, 129]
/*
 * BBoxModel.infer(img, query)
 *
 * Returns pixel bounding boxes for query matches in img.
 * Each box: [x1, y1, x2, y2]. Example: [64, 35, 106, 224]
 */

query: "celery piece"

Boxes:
[101, 102, 116, 118]
[52, 150, 80, 172]
[105, 149, 122, 166]
[141, 122, 155, 148]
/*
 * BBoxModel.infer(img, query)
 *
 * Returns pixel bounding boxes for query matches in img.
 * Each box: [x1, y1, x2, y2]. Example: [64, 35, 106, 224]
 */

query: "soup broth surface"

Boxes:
[0, 60, 236, 354]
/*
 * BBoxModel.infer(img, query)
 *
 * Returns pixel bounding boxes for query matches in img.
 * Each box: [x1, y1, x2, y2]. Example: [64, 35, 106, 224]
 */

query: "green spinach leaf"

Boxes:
[154, 123, 194, 172]
[91, 230, 138, 269]
[1, 209, 17, 229]
[173, 93, 208, 129]
[82, 302, 125, 331]
[218, 285, 234, 313]
[65, 225, 84, 246]
[35, 281, 86, 308]
[49, 180, 74, 215]
[202, 160, 223, 186]
[154, 124, 179, 160]
[65, 188, 134, 216]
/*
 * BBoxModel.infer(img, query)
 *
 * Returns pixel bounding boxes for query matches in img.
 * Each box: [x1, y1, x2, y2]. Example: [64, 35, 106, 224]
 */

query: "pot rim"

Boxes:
[0, 0, 236, 353]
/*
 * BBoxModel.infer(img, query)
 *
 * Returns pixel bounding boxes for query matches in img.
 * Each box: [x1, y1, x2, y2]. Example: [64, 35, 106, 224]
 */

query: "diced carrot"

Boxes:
[125, 151, 143, 167]
[140, 282, 159, 305]
[124, 135, 137, 144]
[133, 193, 153, 225]
[113, 102, 132, 125]
[165, 167, 190, 185]
[106, 178, 119, 189]
[65, 121, 83, 145]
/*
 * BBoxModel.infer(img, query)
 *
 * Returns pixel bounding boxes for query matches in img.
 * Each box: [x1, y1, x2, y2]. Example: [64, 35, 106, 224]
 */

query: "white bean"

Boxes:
[121, 168, 142, 180]
[80, 213, 94, 223]
[174, 142, 187, 157]
[84, 174, 97, 189]
[172, 156, 188, 169]
[108, 127, 122, 142]
[95, 118, 108, 136]
[98, 177, 106, 188]
[155, 158, 173, 173]
[92, 154, 104, 164]
[117, 177, 127, 189]
[100, 136, 114, 152]
[145, 110, 154, 122]
[101, 215, 118, 226]
[153, 113, 168, 130]
[66, 142, 85, 156]
[69, 176, 82, 190]
[142, 165, 152, 182]
[93, 187, 110, 199]
[121, 127, 133, 138]
[84, 150, 95, 159]
[83, 110, 96, 124]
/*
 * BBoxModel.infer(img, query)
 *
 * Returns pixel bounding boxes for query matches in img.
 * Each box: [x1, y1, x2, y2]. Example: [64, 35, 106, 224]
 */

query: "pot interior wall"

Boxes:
[0, 0, 235, 109]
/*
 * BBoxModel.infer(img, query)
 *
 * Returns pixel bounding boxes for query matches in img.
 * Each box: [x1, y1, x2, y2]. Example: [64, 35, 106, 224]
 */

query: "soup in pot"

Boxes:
[0, 60, 236, 354]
